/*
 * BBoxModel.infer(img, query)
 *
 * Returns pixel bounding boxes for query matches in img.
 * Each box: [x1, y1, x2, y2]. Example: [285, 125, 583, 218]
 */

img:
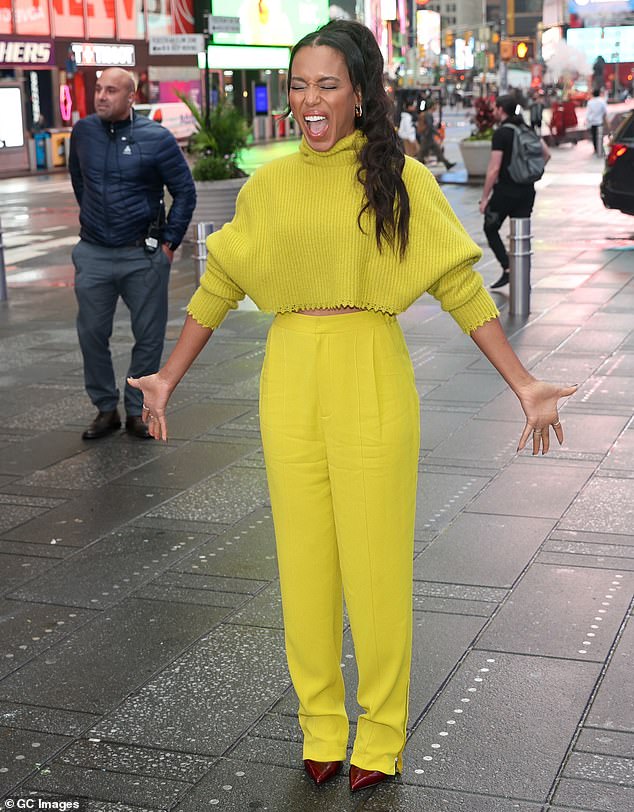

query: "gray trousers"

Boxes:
[72, 239, 171, 416]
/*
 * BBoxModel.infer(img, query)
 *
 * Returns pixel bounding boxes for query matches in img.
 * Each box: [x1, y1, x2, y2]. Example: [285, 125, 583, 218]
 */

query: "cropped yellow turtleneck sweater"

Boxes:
[187, 131, 499, 334]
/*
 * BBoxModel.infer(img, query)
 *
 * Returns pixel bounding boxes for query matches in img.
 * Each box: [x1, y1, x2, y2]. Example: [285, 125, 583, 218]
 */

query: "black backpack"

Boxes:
[503, 122, 546, 184]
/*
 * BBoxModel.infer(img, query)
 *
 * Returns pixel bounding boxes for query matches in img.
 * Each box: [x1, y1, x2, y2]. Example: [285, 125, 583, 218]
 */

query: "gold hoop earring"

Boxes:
[355, 103, 363, 118]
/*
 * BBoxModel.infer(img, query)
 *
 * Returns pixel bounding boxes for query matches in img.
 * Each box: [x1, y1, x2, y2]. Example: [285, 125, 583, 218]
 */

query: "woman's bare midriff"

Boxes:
[295, 307, 365, 316]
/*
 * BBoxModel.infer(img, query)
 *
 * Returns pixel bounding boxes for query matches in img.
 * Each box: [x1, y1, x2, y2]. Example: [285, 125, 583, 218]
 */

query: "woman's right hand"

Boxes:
[127, 372, 173, 442]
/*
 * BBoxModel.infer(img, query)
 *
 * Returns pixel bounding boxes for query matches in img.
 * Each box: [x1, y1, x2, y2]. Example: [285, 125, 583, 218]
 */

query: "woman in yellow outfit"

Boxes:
[129, 20, 576, 793]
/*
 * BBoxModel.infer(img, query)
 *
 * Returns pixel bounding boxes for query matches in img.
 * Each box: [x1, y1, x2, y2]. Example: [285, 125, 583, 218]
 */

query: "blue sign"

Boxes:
[569, 0, 634, 13]
[254, 84, 269, 115]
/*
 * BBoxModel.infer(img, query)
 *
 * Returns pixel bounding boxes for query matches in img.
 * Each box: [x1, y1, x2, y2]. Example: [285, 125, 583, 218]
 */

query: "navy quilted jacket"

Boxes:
[69, 112, 196, 249]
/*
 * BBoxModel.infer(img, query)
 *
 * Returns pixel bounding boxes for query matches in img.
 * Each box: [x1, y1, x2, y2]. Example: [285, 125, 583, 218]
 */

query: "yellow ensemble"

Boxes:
[187, 131, 499, 774]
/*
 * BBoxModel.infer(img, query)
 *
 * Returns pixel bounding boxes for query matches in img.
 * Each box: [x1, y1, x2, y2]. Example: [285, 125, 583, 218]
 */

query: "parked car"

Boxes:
[134, 102, 197, 145]
[600, 109, 634, 215]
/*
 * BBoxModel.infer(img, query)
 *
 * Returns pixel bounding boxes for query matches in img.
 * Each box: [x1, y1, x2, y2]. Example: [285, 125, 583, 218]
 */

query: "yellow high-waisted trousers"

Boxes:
[259, 311, 420, 774]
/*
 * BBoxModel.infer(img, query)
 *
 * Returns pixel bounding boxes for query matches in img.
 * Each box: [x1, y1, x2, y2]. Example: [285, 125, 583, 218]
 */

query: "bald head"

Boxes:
[95, 68, 136, 122]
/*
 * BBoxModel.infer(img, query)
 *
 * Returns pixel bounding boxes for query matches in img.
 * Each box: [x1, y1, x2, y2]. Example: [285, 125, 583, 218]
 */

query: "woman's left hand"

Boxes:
[516, 379, 578, 455]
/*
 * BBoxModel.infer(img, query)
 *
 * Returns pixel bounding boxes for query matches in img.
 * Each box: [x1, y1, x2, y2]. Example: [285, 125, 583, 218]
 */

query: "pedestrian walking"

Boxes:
[416, 100, 455, 170]
[129, 21, 575, 793]
[397, 97, 419, 157]
[480, 94, 551, 289]
[585, 89, 609, 156]
[528, 90, 544, 133]
[68, 68, 196, 440]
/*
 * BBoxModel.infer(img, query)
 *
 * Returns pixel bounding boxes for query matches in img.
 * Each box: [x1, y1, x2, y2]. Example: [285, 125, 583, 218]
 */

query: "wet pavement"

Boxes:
[0, 126, 633, 811]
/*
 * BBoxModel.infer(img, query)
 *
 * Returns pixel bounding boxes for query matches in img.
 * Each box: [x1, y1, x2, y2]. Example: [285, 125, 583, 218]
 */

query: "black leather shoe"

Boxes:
[82, 409, 121, 440]
[125, 415, 152, 439]
[445, 161, 456, 170]
[490, 271, 510, 289]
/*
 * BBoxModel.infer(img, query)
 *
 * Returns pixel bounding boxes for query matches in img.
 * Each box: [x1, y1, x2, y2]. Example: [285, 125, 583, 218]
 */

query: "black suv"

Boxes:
[600, 109, 634, 216]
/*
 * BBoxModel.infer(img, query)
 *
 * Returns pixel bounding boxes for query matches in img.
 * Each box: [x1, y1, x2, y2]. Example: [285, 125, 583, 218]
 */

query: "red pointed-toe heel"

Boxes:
[349, 764, 389, 791]
[304, 759, 343, 785]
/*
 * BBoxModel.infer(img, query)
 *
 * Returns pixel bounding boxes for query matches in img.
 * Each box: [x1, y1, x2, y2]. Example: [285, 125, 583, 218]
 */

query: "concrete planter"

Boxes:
[192, 176, 249, 236]
[459, 139, 492, 179]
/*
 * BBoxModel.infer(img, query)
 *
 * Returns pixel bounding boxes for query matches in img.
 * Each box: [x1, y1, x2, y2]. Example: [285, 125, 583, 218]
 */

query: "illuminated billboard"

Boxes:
[567, 26, 634, 62]
[211, 0, 329, 47]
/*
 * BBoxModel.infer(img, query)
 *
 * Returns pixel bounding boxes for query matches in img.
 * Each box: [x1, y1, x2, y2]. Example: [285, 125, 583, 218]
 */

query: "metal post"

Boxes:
[0, 215, 8, 302]
[508, 217, 531, 316]
[194, 222, 214, 285]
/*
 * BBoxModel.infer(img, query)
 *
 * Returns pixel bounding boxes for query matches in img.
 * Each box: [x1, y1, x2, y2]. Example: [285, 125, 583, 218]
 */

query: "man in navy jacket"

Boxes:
[69, 68, 196, 439]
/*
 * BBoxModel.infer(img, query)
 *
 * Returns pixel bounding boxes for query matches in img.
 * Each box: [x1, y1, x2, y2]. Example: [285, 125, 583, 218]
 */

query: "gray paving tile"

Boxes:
[147, 465, 269, 524]
[423, 372, 507, 405]
[91, 625, 290, 755]
[537, 303, 599, 325]
[587, 615, 634, 733]
[405, 651, 600, 801]
[548, 529, 634, 549]
[0, 431, 86, 476]
[0, 701, 98, 737]
[419, 409, 474, 453]
[529, 351, 605, 384]
[468, 462, 591, 519]
[597, 353, 634, 377]
[412, 595, 496, 617]
[564, 751, 634, 785]
[114, 439, 256, 489]
[413, 582, 507, 604]
[561, 330, 629, 354]
[414, 514, 553, 588]
[600, 430, 634, 472]
[172, 757, 363, 812]
[0, 539, 72, 559]
[536, 551, 634, 571]
[429, 419, 519, 465]
[170, 507, 277, 580]
[58, 739, 215, 782]
[576, 728, 634, 758]
[24, 762, 191, 809]
[577, 375, 634, 408]
[0, 553, 57, 596]
[9, 527, 207, 608]
[135, 575, 248, 609]
[81, 802, 156, 812]
[543, 537, 634, 562]
[0, 600, 94, 678]
[552, 777, 634, 811]
[0, 504, 52, 536]
[560, 477, 634, 536]
[416, 471, 489, 536]
[227, 581, 283, 628]
[364, 784, 543, 811]
[412, 350, 476, 380]
[0, 726, 71, 796]
[163, 400, 253, 440]
[6, 484, 181, 546]
[0, 599, 227, 714]
[18, 441, 170, 491]
[478, 564, 631, 660]
[509, 324, 577, 349]
[545, 414, 630, 457]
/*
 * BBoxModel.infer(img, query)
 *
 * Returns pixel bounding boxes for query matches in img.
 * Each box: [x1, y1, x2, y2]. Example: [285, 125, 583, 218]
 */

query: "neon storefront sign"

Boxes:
[59, 84, 73, 121]
[70, 42, 136, 66]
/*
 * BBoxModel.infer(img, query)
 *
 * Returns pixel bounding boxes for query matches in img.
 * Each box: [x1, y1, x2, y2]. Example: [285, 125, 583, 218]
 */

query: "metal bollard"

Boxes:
[508, 217, 532, 316]
[0, 215, 8, 302]
[194, 222, 214, 285]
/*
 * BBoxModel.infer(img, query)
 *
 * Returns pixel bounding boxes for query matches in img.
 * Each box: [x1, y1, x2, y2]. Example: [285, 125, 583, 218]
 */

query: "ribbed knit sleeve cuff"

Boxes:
[186, 286, 235, 330]
[448, 286, 500, 335]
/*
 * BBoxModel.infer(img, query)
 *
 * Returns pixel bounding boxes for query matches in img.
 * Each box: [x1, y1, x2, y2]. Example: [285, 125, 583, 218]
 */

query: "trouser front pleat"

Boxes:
[259, 311, 420, 775]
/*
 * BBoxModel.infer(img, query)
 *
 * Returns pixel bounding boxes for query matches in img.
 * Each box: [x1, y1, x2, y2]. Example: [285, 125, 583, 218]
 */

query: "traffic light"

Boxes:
[514, 39, 533, 60]
[500, 38, 534, 61]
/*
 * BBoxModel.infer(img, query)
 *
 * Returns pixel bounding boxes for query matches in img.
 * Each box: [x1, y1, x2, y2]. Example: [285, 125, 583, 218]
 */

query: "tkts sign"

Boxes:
[0, 40, 55, 66]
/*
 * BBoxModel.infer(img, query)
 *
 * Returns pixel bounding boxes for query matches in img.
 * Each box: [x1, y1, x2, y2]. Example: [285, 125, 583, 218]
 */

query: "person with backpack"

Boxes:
[479, 94, 550, 289]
